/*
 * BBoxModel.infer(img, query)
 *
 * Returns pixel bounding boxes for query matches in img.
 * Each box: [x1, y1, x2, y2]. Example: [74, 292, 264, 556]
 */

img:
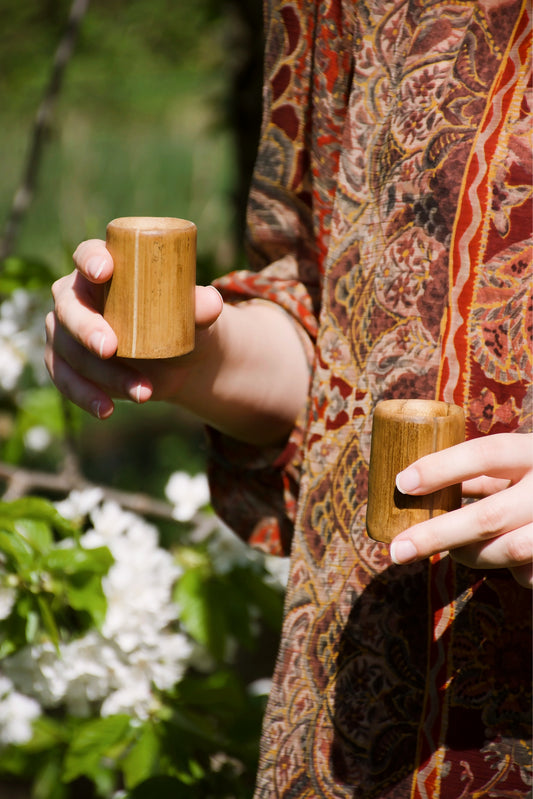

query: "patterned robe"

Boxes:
[209, 0, 533, 796]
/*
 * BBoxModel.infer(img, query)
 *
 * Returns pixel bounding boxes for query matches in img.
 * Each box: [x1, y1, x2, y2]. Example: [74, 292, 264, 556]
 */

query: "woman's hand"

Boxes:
[45, 239, 224, 419]
[389, 433, 533, 588]
[45, 239, 311, 446]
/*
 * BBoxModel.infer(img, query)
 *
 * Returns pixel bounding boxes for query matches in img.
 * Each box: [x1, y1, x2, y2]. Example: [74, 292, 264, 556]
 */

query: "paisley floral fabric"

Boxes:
[209, 0, 533, 796]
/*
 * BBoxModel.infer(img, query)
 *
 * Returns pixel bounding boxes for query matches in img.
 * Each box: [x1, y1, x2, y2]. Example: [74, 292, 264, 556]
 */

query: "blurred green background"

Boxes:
[0, 0, 264, 508]
[0, 0, 263, 277]
[0, 5, 281, 796]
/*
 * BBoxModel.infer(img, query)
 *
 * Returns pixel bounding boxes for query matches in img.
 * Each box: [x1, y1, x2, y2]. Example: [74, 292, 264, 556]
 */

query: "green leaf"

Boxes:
[14, 518, 53, 554]
[0, 256, 55, 293]
[0, 526, 36, 568]
[122, 723, 160, 789]
[167, 706, 228, 750]
[0, 593, 36, 655]
[127, 775, 196, 799]
[214, 573, 255, 650]
[18, 386, 67, 437]
[63, 715, 131, 783]
[178, 670, 245, 719]
[36, 594, 60, 650]
[24, 606, 40, 643]
[42, 545, 113, 576]
[174, 570, 227, 661]
[22, 716, 67, 753]
[64, 572, 107, 627]
[33, 756, 69, 799]
[0, 498, 79, 539]
[233, 567, 284, 630]
[0, 638, 17, 658]
[0, 741, 34, 776]
[2, 388, 66, 464]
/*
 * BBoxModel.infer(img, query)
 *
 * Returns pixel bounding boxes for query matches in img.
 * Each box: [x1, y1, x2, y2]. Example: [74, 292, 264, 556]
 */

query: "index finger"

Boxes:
[73, 239, 114, 283]
[396, 433, 533, 495]
[389, 477, 532, 563]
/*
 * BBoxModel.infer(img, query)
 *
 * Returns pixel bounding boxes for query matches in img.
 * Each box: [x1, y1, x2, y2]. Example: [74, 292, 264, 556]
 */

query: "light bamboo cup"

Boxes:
[104, 217, 196, 358]
[366, 399, 465, 544]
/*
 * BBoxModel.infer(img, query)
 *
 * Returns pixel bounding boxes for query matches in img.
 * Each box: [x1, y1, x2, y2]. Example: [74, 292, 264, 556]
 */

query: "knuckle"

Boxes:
[61, 333, 88, 368]
[51, 274, 69, 301]
[505, 532, 533, 565]
[475, 497, 506, 536]
[48, 362, 69, 397]
[44, 311, 55, 339]
[43, 348, 53, 378]
[510, 564, 533, 589]
[52, 298, 69, 330]
[474, 434, 498, 475]
[76, 319, 101, 352]
[449, 544, 474, 568]
[72, 240, 91, 265]
[50, 279, 61, 302]
[428, 529, 445, 554]
[54, 309, 68, 334]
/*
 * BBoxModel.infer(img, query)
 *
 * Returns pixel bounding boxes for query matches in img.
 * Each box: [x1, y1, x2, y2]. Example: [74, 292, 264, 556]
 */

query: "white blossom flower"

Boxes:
[0, 675, 40, 746]
[0, 290, 48, 393]
[24, 425, 52, 452]
[4, 642, 69, 707]
[0, 584, 16, 620]
[0, 342, 24, 391]
[128, 632, 193, 691]
[165, 472, 210, 521]
[55, 487, 104, 522]
[60, 633, 125, 716]
[0, 485, 216, 734]
[247, 678, 272, 697]
[263, 555, 290, 590]
[2, 493, 196, 727]
[100, 676, 154, 720]
[87, 501, 139, 544]
[2, 289, 31, 322]
[206, 523, 258, 574]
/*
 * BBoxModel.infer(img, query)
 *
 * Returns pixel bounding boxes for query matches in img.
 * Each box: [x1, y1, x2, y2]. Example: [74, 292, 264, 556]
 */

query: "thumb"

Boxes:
[195, 285, 224, 329]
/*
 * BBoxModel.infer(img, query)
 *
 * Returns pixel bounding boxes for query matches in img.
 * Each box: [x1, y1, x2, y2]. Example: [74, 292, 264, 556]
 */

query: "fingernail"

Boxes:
[91, 399, 113, 419]
[396, 467, 420, 494]
[86, 256, 107, 280]
[390, 539, 418, 565]
[208, 285, 223, 303]
[89, 331, 106, 358]
[128, 382, 151, 404]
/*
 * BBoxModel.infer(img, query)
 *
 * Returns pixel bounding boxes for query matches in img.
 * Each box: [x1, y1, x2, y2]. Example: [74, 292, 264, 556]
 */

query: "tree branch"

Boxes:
[0, 460, 176, 521]
[0, 0, 91, 260]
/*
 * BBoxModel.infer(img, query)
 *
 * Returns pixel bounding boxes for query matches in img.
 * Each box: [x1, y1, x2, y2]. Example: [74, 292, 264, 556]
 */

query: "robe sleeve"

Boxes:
[205, 0, 353, 554]
[206, 257, 319, 557]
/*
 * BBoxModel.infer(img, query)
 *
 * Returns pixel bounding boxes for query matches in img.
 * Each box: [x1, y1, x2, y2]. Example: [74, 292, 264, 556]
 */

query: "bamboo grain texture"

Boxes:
[104, 217, 196, 359]
[366, 399, 465, 544]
